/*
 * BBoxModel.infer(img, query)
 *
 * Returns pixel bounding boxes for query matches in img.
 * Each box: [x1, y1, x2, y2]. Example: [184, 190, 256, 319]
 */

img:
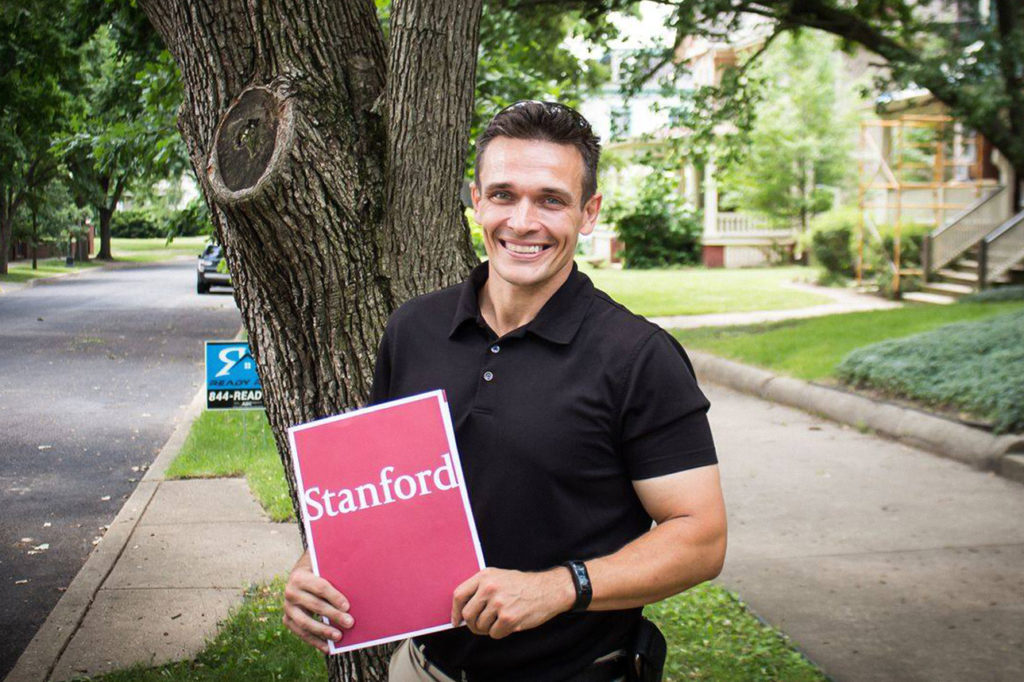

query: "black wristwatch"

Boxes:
[562, 560, 593, 612]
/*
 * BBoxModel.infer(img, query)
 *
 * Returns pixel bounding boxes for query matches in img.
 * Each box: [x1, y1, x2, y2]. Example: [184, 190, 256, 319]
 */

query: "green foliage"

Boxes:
[804, 208, 857, 281]
[650, 2, 1024, 193]
[464, 208, 487, 258]
[467, 2, 615, 173]
[608, 171, 701, 269]
[717, 32, 858, 229]
[646, 584, 825, 681]
[14, 180, 90, 257]
[168, 199, 214, 238]
[111, 199, 212, 240]
[110, 209, 164, 239]
[961, 285, 1024, 303]
[836, 310, 1024, 433]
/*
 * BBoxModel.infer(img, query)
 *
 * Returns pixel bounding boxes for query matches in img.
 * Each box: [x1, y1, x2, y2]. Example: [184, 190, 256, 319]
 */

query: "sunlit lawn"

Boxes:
[1, 237, 209, 286]
[1, 257, 101, 284]
[673, 301, 1024, 380]
[110, 235, 209, 262]
[579, 263, 831, 317]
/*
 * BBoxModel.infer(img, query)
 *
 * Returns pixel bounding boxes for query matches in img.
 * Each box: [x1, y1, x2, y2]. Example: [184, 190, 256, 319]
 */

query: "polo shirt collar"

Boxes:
[449, 261, 594, 345]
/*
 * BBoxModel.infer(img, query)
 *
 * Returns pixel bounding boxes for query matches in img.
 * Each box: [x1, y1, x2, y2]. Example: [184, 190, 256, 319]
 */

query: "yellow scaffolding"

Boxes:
[856, 115, 991, 295]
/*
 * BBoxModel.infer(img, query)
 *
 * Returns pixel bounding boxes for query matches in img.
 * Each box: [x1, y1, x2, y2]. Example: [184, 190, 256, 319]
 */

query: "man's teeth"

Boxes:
[505, 242, 545, 254]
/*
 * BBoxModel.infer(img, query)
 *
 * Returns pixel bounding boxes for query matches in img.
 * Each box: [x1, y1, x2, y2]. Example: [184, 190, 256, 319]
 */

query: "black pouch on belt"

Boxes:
[628, 617, 667, 682]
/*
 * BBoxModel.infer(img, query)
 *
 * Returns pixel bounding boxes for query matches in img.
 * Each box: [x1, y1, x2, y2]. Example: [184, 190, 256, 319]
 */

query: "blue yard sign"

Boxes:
[205, 341, 264, 409]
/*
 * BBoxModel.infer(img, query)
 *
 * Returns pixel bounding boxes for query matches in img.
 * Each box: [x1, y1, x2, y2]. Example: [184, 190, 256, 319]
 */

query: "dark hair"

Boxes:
[475, 101, 602, 206]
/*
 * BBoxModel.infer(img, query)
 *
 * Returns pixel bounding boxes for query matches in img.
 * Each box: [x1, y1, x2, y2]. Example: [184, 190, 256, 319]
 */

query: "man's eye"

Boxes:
[490, 192, 511, 201]
[543, 197, 566, 206]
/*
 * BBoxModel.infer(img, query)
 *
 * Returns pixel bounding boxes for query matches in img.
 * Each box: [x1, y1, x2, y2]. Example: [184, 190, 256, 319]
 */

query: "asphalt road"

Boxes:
[0, 260, 241, 678]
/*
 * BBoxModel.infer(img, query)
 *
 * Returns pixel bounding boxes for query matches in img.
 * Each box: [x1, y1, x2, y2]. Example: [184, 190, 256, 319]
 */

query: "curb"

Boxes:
[4, 386, 207, 682]
[689, 350, 1024, 476]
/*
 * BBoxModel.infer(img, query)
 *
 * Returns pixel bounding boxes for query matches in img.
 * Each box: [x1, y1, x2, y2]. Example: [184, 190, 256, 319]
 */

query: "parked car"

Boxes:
[196, 243, 231, 294]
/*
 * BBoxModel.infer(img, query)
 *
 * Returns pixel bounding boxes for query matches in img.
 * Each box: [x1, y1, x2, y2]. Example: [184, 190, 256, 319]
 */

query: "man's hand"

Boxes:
[282, 550, 354, 653]
[452, 566, 576, 640]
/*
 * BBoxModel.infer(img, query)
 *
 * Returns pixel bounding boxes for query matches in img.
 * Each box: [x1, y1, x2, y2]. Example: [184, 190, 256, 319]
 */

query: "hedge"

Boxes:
[836, 309, 1024, 433]
[960, 285, 1024, 303]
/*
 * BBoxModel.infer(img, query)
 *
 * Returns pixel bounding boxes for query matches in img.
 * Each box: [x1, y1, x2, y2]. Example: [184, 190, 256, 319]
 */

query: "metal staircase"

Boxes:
[909, 188, 1024, 304]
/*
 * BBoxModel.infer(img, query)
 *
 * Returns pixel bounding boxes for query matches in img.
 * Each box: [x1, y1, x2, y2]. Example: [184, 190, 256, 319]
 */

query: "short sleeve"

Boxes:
[618, 330, 717, 480]
[369, 330, 392, 405]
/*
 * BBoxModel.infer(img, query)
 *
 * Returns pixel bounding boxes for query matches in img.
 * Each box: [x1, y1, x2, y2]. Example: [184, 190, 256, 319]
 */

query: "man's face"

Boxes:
[471, 137, 601, 294]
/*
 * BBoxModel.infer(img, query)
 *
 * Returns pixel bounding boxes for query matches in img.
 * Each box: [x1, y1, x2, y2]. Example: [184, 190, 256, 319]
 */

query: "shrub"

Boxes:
[836, 309, 1024, 433]
[960, 285, 1024, 303]
[168, 198, 214, 237]
[110, 209, 166, 238]
[615, 209, 701, 269]
[611, 171, 701, 269]
[804, 208, 857, 281]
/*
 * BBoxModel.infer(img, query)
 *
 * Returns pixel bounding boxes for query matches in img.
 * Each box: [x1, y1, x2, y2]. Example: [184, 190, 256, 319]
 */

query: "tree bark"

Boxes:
[96, 206, 113, 260]
[0, 190, 12, 276]
[137, 1, 482, 679]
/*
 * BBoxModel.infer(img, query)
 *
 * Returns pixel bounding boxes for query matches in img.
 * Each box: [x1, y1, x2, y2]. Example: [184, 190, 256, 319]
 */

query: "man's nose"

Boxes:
[508, 199, 537, 231]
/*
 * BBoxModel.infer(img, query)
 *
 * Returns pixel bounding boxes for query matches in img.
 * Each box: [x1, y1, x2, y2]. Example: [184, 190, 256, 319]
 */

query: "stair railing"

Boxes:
[979, 210, 1024, 289]
[923, 186, 1007, 278]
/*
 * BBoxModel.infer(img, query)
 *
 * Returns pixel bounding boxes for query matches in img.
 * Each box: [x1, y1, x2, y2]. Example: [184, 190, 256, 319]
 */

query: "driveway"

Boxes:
[0, 261, 241, 677]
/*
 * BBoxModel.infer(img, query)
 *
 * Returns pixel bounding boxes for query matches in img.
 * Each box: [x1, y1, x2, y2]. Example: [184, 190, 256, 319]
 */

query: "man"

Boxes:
[283, 101, 727, 681]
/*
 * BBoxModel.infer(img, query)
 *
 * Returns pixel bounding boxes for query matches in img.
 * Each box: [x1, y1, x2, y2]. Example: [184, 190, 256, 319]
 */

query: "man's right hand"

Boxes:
[282, 550, 354, 653]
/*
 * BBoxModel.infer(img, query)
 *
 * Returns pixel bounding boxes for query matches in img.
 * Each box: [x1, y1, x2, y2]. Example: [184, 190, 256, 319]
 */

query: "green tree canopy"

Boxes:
[717, 32, 858, 229]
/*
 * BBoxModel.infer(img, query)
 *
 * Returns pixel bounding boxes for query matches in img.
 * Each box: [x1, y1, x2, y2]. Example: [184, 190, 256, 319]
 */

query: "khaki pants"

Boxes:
[388, 639, 458, 681]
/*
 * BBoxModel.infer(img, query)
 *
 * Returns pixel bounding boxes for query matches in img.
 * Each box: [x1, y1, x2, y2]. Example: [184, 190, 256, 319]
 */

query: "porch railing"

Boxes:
[924, 186, 1007, 275]
[713, 212, 797, 236]
[979, 210, 1024, 288]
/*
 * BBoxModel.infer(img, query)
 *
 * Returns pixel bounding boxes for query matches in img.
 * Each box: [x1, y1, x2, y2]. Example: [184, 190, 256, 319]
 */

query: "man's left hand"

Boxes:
[452, 567, 575, 639]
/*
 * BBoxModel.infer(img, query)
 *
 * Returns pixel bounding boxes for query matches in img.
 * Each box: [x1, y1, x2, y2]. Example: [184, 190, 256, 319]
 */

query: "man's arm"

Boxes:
[452, 464, 726, 638]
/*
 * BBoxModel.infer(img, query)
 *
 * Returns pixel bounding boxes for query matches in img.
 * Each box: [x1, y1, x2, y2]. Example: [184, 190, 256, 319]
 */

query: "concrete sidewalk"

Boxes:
[708, 382, 1024, 682]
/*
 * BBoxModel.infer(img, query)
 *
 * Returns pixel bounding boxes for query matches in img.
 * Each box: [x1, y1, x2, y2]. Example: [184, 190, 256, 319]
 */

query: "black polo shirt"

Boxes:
[370, 262, 716, 681]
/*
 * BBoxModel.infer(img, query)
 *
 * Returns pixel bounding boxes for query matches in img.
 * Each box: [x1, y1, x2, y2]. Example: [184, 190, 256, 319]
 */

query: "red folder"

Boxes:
[288, 390, 485, 653]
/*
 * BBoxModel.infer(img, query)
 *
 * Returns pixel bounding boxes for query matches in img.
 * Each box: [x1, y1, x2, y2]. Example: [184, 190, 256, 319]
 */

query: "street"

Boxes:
[0, 261, 241, 677]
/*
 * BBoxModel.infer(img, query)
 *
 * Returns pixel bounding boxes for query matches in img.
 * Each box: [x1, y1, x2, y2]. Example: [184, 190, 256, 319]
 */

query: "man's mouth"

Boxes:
[500, 239, 552, 255]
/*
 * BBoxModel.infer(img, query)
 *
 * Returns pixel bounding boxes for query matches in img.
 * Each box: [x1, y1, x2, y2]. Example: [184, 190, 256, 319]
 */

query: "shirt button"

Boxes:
[483, 371, 494, 382]
[490, 345, 500, 354]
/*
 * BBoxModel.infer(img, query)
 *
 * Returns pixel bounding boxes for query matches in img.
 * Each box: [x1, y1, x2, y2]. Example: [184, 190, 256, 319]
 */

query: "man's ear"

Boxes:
[580, 193, 602, 236]
[470, 183, 482, 221]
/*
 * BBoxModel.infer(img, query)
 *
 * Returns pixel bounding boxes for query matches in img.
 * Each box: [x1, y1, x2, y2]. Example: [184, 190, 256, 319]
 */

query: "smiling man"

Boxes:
[283, 101, 726, 682]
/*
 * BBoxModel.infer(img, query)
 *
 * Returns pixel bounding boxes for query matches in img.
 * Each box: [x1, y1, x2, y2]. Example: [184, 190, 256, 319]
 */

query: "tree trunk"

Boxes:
[31, 209, 38, 270]
[0, 190, 12, 276]
[96, 206, 114, 260]
[137, 1, 482, 679]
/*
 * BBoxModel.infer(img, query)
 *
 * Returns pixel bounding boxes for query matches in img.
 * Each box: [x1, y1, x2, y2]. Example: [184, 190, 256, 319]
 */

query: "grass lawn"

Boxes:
[109, 235, 209, 262]
[1, 237, 208, 286]
[578, 264, 832, 317]
[91, 580, 822, 682]
[1, 257, 102, 284]
[165, 409, 293, 522]
[673, 301, 1024, 381]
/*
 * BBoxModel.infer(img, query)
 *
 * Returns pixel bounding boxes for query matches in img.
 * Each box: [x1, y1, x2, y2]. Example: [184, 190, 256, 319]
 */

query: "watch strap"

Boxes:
[562, 560, 593, 612]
